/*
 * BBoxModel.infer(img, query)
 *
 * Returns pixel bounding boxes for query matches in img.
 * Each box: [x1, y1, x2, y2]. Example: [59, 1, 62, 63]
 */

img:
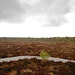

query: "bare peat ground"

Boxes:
[0, 58, 75, 75]
[0, 38, 75, 75]
[0, 40, 75, 60]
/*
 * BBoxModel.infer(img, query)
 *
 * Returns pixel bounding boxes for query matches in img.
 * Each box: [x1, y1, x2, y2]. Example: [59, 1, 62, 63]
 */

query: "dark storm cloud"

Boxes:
[0, 0, 25, 22]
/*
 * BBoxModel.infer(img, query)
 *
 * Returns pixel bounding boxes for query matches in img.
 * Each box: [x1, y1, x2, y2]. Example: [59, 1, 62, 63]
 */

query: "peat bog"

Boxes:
[0, 37, 75, 75]
[0, 58, 75, 75]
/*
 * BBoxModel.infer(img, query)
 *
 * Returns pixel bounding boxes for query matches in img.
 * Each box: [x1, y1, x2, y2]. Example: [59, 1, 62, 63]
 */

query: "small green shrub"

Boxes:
[40, 50, 50, 60]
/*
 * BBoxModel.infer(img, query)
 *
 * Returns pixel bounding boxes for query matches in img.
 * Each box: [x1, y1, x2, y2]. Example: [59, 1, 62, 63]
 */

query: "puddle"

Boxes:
[0, 56, 75, 63]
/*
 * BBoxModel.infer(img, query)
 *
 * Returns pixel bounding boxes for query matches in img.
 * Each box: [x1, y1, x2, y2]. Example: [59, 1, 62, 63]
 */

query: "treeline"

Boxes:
[0, 37, 75, 42]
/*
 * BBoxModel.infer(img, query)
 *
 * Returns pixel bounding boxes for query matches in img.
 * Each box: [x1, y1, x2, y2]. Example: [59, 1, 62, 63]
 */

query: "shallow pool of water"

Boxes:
[0, 56, 75, 63]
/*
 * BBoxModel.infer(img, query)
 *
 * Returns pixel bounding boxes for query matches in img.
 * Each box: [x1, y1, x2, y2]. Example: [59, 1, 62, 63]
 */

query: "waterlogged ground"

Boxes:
[0, 58, 75, 75]
[0, 38, 75, 75]
[0, 56, 75, 63]
[0, 41, 75, 60]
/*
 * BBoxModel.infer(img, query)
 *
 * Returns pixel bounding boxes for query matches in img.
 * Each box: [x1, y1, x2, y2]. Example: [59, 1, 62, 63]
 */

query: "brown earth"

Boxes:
[0, 58, 75, 75]
[0, 41, 75, 60]
[0, 40, 75, 75]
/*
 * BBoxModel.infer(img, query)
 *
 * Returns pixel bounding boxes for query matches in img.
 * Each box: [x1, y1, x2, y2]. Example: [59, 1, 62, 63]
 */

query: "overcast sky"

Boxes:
[0, 0, 75, 37]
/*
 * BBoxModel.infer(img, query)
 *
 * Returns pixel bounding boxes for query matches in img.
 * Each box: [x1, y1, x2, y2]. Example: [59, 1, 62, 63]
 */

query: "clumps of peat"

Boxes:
[0, 58, 75, 75]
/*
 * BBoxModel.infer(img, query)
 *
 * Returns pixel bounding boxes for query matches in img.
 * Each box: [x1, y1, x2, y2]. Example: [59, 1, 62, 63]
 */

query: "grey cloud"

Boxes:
[25, 0, 73, 27]
[43, 16, 67, 27]
[0, 0, 25, 23]
[28, 0, 70, 26]
[36, 0, 70, 14]
[0, 0, 74, 26]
